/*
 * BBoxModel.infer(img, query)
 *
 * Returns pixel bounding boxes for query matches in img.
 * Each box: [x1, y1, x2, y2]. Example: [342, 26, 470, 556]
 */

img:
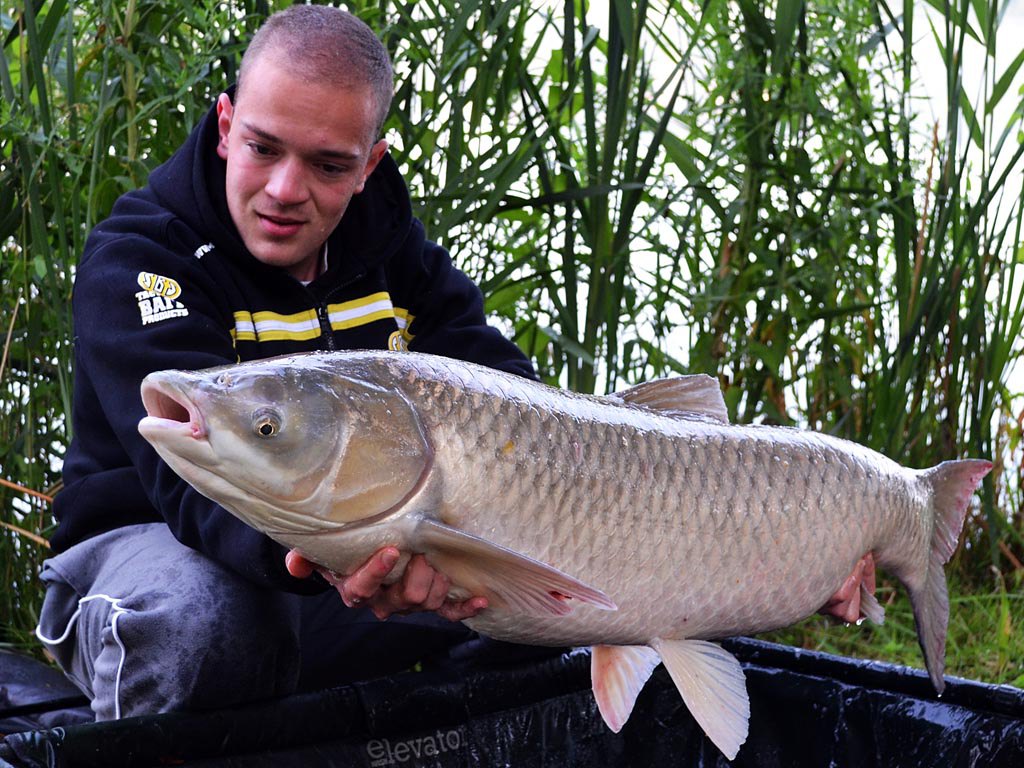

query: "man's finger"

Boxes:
[436, 596, 489, 623]
[862, 553, 876, 594]
[397, 555, 437, 608]
[423, 570, 451, 611]
[841, 589, 861, 623]
[338, 547, 400, 607]
[285, 550, 315, 579]
[371, 600, 395, 621]
[821, 553, 874, 620]
[834, 557, 865, 604]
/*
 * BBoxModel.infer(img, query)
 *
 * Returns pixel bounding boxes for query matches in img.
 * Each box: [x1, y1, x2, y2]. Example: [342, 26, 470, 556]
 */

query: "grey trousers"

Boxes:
[35, 523, 477, 721]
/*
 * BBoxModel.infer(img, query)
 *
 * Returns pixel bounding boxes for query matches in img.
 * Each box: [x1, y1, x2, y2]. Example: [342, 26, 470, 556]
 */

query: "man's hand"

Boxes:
[820, 552, 876, 623]
[285, 547, 488, 622]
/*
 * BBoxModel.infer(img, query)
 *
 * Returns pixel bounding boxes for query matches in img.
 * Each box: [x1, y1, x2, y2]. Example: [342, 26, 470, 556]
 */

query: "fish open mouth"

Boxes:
[140, 377, 207, 440]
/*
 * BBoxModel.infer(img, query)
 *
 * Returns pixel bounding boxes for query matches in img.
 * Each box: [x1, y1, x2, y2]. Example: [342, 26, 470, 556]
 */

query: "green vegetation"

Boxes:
[767, 571, 1024, 688]
[3, 0, 1023, 686]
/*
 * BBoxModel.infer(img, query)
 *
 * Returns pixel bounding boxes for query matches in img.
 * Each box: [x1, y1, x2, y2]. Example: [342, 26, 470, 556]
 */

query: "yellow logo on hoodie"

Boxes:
[135, 272, 188, 326]
[137, 272, 182, 299]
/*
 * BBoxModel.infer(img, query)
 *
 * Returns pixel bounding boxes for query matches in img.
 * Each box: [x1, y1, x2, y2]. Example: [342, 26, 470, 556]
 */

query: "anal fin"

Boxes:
[591, 645, 661, 732]
[651, 638, 750, 761]
[860, 583, 885, 625]
[415, 518, 617, 617]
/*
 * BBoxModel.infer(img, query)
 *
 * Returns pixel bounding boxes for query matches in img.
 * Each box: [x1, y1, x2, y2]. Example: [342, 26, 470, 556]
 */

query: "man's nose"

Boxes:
[265, 157, 309, 204]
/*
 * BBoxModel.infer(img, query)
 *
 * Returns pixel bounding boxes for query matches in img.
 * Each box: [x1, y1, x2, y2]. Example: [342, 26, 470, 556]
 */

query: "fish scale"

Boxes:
[396, 363, 887, 645]
[137, 349, 991, 760]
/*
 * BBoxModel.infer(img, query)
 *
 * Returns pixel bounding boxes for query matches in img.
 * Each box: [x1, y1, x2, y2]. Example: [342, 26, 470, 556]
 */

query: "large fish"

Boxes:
[138, 350, 991, 759]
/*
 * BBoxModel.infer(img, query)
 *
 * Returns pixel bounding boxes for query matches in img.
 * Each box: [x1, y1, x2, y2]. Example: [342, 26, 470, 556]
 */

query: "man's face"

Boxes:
[216, 55, 388, 282]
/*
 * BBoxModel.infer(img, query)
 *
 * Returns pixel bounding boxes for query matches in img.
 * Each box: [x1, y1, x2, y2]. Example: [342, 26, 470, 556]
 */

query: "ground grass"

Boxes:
[761, 573, 1024, 688]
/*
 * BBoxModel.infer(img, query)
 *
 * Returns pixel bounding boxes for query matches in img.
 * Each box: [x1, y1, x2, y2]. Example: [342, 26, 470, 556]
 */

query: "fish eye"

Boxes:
[252, 410, 281, 438]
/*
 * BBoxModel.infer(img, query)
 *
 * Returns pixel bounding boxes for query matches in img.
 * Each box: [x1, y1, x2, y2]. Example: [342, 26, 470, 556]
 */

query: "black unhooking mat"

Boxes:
[1, 637, 1022, 767]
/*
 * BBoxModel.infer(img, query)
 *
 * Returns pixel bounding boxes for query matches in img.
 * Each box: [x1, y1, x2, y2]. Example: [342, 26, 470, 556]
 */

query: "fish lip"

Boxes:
[140, 374, 207, 440]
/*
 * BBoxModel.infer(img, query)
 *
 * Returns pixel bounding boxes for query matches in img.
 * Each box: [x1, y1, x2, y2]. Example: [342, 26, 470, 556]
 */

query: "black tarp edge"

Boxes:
[1, 637, 1022, 767]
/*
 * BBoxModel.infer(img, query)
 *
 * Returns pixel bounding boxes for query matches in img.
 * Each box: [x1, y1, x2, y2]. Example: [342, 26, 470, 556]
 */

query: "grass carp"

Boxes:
[138, 350, 992, 759]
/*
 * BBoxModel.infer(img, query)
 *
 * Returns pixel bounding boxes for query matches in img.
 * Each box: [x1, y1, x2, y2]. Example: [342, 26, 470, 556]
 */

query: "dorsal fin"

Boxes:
[609, 375, 729, 423]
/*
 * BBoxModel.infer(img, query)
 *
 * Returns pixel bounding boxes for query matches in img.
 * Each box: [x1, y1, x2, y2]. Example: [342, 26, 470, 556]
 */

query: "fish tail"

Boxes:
[910, 459, 992, 693]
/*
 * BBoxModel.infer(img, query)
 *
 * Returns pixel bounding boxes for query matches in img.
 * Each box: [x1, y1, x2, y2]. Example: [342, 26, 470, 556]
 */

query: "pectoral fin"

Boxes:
[415, 518, 617, 617]
[591, 644, 662, 732]
[651, 638, 750, 761]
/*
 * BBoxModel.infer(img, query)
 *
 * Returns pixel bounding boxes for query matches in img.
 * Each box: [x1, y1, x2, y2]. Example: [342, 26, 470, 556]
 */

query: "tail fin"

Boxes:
[911, 459, 992, 693]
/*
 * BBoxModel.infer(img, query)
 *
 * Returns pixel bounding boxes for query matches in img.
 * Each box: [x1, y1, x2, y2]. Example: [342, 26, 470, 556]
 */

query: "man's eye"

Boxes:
[320, 163, 347, 175]
[247, 142, 274, 156]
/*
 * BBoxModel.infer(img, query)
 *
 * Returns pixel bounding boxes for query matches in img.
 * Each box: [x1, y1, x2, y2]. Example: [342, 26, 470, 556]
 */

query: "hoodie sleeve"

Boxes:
[64, 211, 325, 594]
[395, 226, 537, 380]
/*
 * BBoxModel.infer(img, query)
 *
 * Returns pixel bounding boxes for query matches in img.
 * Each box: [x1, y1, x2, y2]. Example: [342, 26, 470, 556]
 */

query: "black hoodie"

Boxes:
[52, 96, 534, 592]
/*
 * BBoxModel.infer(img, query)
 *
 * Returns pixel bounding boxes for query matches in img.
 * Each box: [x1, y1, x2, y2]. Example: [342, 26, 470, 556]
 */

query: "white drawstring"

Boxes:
[36, 594, 129, 720]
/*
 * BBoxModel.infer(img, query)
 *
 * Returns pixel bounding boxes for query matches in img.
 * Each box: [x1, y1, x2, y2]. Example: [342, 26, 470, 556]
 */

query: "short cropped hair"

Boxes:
[237, 5, 394, 140]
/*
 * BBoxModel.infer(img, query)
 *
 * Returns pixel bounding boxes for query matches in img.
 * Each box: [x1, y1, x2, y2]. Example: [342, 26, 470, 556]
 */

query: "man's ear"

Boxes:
[354, 140, 389, 195]
[216, 93, 234, 160]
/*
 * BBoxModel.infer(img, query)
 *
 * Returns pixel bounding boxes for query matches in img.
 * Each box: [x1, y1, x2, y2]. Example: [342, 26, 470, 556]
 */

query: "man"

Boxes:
[37, 6, 873, 722]
[35, 6, 515, 721]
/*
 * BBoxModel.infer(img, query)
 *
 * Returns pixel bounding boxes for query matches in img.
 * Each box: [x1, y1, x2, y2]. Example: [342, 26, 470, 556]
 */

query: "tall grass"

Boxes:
[2, 0, 1023, 683]
[0, 0, 258, 648]
[392, 0, 1024, 590]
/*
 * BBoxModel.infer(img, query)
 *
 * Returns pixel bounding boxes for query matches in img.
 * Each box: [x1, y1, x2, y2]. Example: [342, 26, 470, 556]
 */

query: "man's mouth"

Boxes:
[257, 212, 305, 236]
